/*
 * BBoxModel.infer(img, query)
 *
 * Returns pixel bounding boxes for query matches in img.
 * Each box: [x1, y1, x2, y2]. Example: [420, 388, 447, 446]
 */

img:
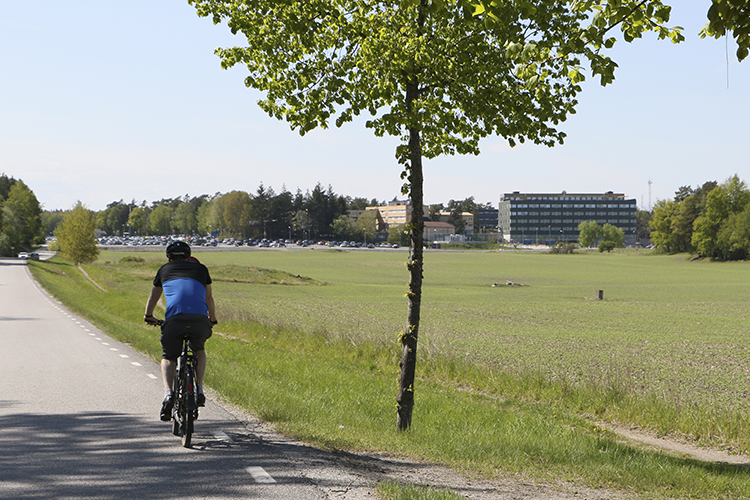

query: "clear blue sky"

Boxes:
[1, 1, 747, 211]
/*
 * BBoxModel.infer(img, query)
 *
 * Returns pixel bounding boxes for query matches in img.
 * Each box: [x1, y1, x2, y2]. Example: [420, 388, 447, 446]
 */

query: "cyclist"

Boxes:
[144, 240, 217, 421]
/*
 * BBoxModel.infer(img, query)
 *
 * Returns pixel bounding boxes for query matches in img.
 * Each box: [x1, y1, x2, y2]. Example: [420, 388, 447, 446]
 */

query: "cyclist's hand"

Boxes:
[144, 315, 160, 326]
[211, 319, 218, 326]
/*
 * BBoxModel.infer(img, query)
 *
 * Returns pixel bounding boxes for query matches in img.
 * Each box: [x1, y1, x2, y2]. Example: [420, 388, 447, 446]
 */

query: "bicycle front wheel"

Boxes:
[180, 366, 195, 448]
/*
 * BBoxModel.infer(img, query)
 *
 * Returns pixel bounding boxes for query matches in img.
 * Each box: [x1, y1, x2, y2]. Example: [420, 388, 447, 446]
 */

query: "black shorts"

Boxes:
[160, 314, 213, 360]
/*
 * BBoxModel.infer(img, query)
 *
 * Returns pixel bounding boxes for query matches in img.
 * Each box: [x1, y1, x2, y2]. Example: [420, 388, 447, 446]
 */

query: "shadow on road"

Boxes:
[0, 411, 317, 499]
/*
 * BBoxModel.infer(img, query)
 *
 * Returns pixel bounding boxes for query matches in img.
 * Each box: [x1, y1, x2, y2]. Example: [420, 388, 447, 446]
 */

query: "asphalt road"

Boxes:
[0, 258, 373, 500]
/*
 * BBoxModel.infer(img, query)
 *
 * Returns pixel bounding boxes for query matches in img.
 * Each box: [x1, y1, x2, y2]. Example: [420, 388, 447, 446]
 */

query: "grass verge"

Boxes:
[27, 253, 750, 499]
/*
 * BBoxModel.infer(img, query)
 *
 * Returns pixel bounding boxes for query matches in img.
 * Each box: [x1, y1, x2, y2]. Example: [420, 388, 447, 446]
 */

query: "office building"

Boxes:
[498, 191, 637, 244]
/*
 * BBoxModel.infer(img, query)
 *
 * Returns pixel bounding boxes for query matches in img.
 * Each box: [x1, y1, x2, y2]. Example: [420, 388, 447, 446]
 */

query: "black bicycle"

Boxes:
[172, 333, 199, 447]
[151, 319, 199, 447]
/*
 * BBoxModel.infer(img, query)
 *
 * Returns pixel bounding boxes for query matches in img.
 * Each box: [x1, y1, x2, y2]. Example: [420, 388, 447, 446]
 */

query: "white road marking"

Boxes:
[119, 355, 129, 359]
[212, 431, 233, 442]
[147, 374, 158, 379]
[246, 466, 276, 484]
[110, 348, 119, 351]
[131, 362, 142, 367]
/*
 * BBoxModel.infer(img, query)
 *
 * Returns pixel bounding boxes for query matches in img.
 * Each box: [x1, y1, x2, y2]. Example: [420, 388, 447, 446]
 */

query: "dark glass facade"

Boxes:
[476, 208, 499, 231]
[498, 191, 637, 244]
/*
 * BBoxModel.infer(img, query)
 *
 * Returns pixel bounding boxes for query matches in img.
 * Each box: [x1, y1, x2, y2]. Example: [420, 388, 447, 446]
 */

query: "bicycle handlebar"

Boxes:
[145, 317, 216, 327]
[144, 315, 163, 326]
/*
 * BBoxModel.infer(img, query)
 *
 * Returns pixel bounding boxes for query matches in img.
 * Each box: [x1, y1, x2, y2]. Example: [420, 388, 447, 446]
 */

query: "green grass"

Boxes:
[27, 249, 750, 499]
[378, 482, 466, 500]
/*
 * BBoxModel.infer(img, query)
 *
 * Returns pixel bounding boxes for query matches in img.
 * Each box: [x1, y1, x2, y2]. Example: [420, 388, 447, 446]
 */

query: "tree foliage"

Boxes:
[578, 220, 602, 248]
[54, 202, 99, 265]
[600, 223, 625, 251]
[700, 0, 750, 61]
[0, 178, 44, 256]
[692, 175, 750, 260]
[331, 214, 358, 241]
[649, 176, 749, 259]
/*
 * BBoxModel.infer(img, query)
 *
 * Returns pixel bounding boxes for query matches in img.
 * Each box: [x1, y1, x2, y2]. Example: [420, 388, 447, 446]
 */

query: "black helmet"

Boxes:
[166, 240, 191, 260]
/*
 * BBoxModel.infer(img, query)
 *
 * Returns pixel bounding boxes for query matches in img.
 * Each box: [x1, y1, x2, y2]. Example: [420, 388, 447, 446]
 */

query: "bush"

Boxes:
[598, 240, 616, 253]
[549, 242, 576, 254]
[120, 256, 146, 263]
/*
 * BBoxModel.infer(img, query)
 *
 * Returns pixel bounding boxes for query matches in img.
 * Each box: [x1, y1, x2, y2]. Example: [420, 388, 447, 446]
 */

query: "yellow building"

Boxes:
[434, 211, 474, 234]
[366, 200, 428, 228]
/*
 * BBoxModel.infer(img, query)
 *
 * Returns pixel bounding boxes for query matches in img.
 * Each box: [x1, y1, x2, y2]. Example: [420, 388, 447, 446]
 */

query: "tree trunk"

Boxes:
[396, 81, 424, 431]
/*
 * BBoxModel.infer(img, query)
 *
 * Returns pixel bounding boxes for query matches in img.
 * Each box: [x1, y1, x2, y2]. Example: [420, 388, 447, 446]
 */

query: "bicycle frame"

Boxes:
[172, 335, 198, 447]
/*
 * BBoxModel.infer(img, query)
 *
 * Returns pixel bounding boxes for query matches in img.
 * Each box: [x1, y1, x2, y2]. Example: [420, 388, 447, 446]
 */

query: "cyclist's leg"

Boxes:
[161, 359, 176, 391]
[187, 315, 212, 387]
[159, 318, 184, 420]
[194, 350, 206, 387]
[161, 318, 185, 388]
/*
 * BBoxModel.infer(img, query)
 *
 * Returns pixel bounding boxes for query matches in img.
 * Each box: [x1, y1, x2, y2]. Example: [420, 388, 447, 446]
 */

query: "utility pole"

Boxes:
[648, 179, 653, 211]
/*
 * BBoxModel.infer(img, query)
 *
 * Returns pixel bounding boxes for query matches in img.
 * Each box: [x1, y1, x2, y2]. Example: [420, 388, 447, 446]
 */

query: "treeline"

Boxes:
[44, 184, 492, 243]
[46, 183, 382, 242]
[0, 174, 44, 256]
[650, 174, 750, 260]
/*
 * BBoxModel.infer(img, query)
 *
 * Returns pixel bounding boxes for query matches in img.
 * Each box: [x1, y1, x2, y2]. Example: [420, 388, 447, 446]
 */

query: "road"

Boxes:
[0, 258, 373, 500]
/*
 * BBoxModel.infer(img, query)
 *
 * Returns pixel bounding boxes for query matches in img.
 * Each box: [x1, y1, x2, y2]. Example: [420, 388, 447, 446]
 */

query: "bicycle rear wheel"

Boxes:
[181, 409, 193, 447]
[180, 365, 195, 448]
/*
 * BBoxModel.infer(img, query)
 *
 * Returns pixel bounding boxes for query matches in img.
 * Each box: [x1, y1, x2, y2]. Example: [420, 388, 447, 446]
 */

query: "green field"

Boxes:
[195, 249, 750, 416]
[29, 248, 750, 499]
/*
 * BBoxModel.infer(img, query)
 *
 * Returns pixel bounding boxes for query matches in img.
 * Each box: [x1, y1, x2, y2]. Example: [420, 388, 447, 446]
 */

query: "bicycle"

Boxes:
[172, 332, 199, 447]
[153, 319, 199, 448]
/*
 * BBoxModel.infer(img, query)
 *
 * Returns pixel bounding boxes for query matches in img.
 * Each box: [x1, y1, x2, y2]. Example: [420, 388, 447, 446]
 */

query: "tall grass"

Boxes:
[26, 250, 750, 498]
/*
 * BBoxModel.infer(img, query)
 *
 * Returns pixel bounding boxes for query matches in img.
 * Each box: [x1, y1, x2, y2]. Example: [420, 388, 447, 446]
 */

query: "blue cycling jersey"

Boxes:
[153, 260, 212, 319]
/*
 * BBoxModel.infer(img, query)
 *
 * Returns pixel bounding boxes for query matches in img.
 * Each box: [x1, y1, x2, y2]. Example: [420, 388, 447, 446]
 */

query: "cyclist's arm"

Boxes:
[206, 284, 217, 324]
[145, 285, 162, 319]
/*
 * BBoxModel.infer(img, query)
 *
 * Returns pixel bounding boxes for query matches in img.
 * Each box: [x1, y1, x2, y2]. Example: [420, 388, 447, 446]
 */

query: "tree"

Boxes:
[149, 205, 174, 235]
[636, 209, 652, 241]
[189, 0, 683, 430]
[220, 190, 253, 236]
[647, 180, 720, 254]
[173, 200, 199, 234]
[348, 197, 371, 211]
[716, 204, 750, 260]
[96, 200, 131, 236]
[700, 0, 750, 61]
[649, 199, 680, 252]
[692, 175, 750, 259]
[602, 223, 625, 248]
[578, 220, 602, 248]
[428, 204, 444, 221]
[293, 209, 312, 240]
[331, 214, 358, 241]
[2, 180, 44, 254]
[128, 205, 151, 235]
[446, 197, 477, 234]
[54, 202, 99, 265]
[42, 210, 66, 236]
[356, 210, 378, 243]
[388, 224, 408, 246]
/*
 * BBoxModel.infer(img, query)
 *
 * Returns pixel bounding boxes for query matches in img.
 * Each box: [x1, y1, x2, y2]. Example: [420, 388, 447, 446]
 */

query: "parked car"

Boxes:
[17, 252, 29, 259]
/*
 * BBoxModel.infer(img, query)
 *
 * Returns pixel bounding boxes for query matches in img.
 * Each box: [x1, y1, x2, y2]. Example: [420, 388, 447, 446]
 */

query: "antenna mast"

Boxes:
[648, 180, 652, 210]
